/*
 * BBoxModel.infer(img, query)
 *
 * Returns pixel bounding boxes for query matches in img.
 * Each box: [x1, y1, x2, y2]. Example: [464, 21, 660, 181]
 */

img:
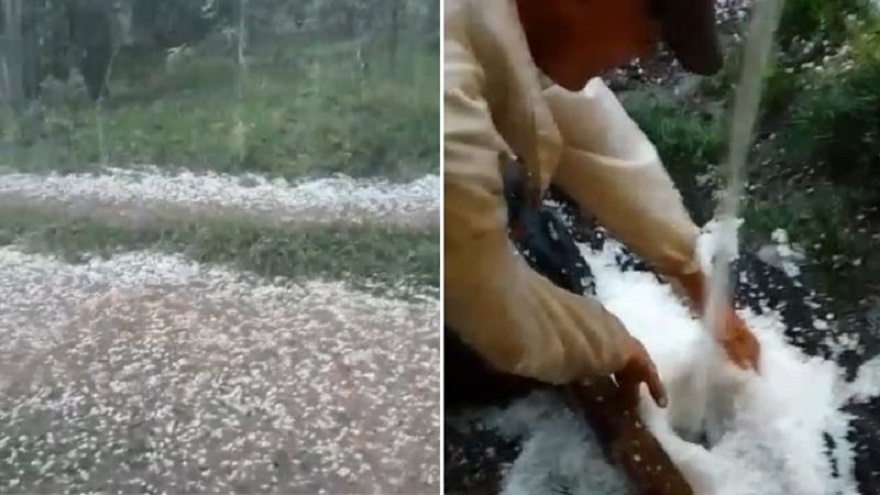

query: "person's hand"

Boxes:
[713, 306, 761, 372]
[613, 335, 667, 408]
[675, 271, 761, 373]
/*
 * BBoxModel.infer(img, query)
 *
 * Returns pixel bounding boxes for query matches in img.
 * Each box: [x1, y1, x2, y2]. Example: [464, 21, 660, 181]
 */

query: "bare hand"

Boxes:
[715, 307, 761, 372]
[675, 271, 761, 373]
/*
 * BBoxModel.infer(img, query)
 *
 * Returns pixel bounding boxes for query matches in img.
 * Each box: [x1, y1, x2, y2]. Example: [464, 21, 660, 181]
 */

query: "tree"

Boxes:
[1, 0, 24, 111]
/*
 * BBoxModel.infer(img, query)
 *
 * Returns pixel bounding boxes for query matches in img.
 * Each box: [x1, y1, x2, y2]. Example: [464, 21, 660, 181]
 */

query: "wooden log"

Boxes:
[563, 378, 694, 495]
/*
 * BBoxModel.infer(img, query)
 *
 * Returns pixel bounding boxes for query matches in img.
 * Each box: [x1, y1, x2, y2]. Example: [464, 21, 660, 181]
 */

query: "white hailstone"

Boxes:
[0, 246, 439, 493]
[477, 228, 878, 495]
[0, 168, 438, 227]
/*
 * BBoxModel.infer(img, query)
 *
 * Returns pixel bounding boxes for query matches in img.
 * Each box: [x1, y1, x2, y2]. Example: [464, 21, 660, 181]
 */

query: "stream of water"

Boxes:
[706, 0, 786, 341]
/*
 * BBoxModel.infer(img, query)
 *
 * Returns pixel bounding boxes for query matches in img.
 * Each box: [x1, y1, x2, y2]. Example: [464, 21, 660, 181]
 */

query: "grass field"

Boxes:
[2, 37, 439, 182]
[0, 204, 439, 295]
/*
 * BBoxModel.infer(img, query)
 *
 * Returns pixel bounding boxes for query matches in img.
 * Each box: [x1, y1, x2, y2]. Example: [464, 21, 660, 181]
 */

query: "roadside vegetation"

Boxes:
[621, 0, 880, 305]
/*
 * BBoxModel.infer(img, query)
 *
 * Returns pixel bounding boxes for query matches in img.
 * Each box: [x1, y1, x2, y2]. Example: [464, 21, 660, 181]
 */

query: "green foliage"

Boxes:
[624, 94, 724, 217]
[776, 0, 873, 49]
[0, 205, 440, 294]
[742, 181, 872, 293]
[705, 1, 880, 123]
[753, 42, 880, 287]
[759, 56, 804, 120]
[681, 6, 880, 289]
[625, 95, 724, 174]
[1, 38, 439, 180]
[778, 44, 880, 200]
[630, 3, 880, 296]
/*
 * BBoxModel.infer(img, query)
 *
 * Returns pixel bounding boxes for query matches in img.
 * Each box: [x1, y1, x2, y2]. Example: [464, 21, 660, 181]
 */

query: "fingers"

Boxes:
[615, 338, 668, 409]
[750, 345, 761, 373]
[733, 335, 760, 372]
[745, 326, 761, 373]
[643, 359, 668, 408]
[729, 335, 761, 373]
[719, 309, 762, 374]
[629, 338, 667, 407]
[616, 367, 666, 409]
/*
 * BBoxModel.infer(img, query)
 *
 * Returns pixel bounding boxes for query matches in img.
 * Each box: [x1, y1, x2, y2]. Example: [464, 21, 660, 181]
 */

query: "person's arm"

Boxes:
[444, 37, 630, 384]
[545, 78, 760, 371]
[546, 78, 702, 279]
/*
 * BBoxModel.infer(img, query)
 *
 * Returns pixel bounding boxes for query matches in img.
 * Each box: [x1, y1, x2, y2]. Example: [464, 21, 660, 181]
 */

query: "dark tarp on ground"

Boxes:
[444, 183, 880, 494]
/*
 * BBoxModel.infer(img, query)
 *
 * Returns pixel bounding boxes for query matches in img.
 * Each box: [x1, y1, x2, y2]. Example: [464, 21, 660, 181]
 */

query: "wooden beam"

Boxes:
[563, 378, 694, 495]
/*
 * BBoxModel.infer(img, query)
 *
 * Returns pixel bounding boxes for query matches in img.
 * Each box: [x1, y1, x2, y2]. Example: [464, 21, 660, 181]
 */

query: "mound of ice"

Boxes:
[488, 223, 868, 495]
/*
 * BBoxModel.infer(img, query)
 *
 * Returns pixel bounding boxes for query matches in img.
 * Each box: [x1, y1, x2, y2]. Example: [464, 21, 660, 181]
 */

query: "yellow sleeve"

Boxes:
[546, 78, 702, 277]
[444, 37, 629, 384]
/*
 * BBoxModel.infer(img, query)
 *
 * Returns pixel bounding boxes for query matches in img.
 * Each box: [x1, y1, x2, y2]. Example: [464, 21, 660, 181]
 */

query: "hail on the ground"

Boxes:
[0, 168, 439, 224]
[0, 247, 439, 494]
[477, 221, 873, 495]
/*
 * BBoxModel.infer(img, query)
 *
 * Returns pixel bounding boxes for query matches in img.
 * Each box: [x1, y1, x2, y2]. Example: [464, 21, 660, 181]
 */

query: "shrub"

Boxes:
[776, 0, 874, 50]
[624, 93, 725, 221]
[779, 40, 880, 200]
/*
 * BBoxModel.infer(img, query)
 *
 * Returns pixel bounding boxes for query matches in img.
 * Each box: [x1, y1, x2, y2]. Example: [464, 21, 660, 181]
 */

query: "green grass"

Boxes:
[0, 38, 439, 182]
[622, 93, 724, 222]
[0, 206, 439, 296]
[741, 181, 873, 263]
[628, 95, 876, 295]
[777, 0, 874, 50]
[623, 94, 723, 178]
